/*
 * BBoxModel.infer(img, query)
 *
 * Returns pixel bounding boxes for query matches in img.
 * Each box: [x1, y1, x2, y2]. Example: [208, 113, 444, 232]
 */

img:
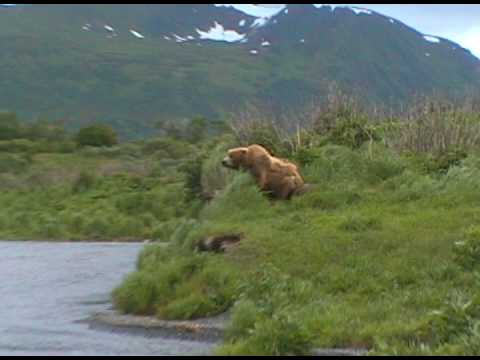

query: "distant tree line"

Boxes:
[0, 111, 118, 148]
[0, 111, 230, 150]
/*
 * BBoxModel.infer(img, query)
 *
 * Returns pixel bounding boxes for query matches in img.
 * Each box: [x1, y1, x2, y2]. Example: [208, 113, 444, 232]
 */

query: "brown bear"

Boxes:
[221, 144, 308, 200]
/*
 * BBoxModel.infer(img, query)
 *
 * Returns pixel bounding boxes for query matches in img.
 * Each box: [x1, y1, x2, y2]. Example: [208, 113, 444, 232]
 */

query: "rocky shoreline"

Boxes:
[86, 309, 227, 343]
[86, 309, 368, 356]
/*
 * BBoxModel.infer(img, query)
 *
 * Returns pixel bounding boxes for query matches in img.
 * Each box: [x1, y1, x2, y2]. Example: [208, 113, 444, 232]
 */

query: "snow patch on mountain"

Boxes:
[130, 29, 144, 39]
[314, 4, 373, 15]
[173, 34, 187, 43]
[214, 4, 282, 31]
[423, 35, 440, 43]
[214, 4, 285, 18]
[350, 7, 372, 15]
[251, 17, 269, 28]
[196, 22, 246, 42]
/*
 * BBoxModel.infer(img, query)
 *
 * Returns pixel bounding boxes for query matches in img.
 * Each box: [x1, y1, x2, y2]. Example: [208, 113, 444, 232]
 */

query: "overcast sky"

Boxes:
[228, 4, 480, 58]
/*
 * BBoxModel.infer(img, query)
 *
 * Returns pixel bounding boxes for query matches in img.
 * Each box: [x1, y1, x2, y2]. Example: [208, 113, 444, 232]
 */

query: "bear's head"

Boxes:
[222, 147, 249, 169]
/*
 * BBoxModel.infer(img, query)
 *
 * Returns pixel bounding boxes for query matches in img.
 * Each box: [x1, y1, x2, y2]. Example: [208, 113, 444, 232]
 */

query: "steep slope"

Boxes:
[245, 4, 480, 105]
[0, 4, 478, 138]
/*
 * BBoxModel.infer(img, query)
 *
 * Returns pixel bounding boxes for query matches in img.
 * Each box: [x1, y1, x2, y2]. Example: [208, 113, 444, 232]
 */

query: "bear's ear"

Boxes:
[240, 149, 248, 154]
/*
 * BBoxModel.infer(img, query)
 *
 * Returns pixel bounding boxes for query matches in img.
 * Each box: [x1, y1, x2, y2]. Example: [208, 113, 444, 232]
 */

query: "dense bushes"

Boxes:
[75, 124, 118, 147]
[0, 112, 23, 140]
[0, 153, 30, 173]
[72, 171, 96, 193]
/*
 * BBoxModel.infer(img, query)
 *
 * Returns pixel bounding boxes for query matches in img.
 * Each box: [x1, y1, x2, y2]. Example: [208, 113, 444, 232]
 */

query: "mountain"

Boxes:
[0, 4, 479, 138]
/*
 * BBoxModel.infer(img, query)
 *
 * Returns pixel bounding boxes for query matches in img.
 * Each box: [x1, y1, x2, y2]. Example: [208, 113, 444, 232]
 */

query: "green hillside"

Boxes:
[0, 4, 479, 138]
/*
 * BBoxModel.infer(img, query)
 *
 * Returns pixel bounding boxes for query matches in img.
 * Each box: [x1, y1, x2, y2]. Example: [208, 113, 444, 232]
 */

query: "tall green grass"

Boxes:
[114, 131, 480, 355]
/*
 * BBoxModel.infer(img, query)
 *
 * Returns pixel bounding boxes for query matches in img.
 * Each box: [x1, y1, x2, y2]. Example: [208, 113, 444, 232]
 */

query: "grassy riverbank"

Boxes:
[4, 95, 480, 355]
[113, 147, 480, 355]
[112, 96, 480, 355]
[0, 146, 190, 240]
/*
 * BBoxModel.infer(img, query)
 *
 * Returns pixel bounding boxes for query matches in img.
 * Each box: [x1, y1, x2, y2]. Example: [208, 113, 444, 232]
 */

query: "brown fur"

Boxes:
[222, 144, 307, 200]
[196, 233, 243, 253]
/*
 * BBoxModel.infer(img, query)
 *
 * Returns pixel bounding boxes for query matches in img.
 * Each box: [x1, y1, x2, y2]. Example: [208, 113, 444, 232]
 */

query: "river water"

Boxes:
[0, 241, 215, 356]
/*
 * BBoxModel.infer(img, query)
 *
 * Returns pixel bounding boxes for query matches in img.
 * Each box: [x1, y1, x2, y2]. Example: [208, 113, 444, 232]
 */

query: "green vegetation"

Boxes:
[0, 5, 479, 138]
[75, 124, 118, 147]
[0, 113, 223, 240]
[4, 93, 480, 355]
[112, 95, 480, 355]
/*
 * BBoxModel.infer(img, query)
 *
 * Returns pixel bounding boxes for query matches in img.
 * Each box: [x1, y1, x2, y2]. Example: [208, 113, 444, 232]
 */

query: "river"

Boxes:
[0, 241, 215, 356]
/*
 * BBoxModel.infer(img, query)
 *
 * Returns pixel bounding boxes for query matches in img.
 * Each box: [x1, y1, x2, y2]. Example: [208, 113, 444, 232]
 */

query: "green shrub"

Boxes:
[38, 218, 66, 239]
[200, 142, 234, 200]
[11, 212, 32, 229]
[115, 193, 149, 215]
[229, 114, 293, 157]
[140, 213, 156, 228]
[136, 243, 173, 270]
[311, 90, 378, 150]
[143, 137, 194, 159]
[151, 220, 180, 242]
[453, 321, 480, 355]
[67, 213, 86, 234]
[113, 270, 164, 315]
[453, 226, 480, 271]
[180, 154, 205, 203]
[84, 217, 111, 238]
[219, 264, 316, 355]
[326, 116, 377, 149]
[0, 139, 38, 153]
[114, 191, 175, 220]
[417, 291, 480, 345]
[0, 112, 23, 140]
[50, 140, 77, 154]
[417, 149, 469, 174]
[114, 253, 208, 316]
[72, 171, 96, 193]
[119, 218, 145, 238]
[225, 299, 259, 341]
[0, 153, 29, 173]
[75, 124, 118, 147]
[169, 218, 202, 249]
[293, 146, 322, 167]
